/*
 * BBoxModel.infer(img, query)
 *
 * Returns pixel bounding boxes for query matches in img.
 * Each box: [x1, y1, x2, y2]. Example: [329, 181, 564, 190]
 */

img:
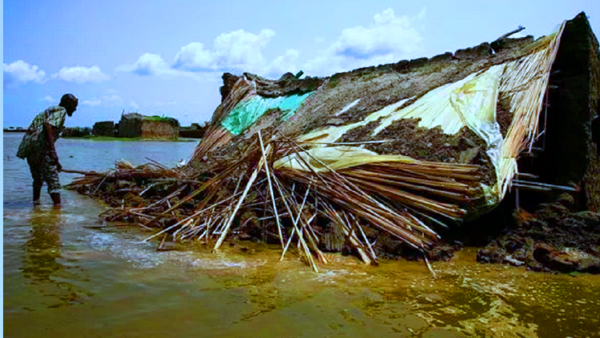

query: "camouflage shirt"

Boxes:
[16, 106, 67, 160]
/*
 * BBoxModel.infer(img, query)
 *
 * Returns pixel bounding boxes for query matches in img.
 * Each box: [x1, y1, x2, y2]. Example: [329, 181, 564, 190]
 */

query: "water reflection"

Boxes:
[22, 208, 62, 283]
[21, 208, 90, 308]
[4, 134, 600, 337]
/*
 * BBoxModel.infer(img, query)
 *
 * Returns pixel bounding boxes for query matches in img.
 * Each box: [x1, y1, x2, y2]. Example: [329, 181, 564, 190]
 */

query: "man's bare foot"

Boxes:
[33, 200, 41, 206]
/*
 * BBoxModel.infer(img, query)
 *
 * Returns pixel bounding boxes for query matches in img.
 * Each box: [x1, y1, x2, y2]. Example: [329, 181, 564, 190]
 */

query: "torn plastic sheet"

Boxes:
[221, 91, 313, 135]
[274, 146, 419, 173]
[299, 65, 505, 147]
[282, 65, 507, 209]
[298, 98, 412, 145]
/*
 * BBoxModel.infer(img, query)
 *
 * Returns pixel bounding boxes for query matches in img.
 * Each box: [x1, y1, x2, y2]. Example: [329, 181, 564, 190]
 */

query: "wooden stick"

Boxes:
[62, 169, 95, 175]
[280, 184, 312, 260]
[214, 161, 263, 251]
[258, 131, 284, 249]
[272, 175, 318, 272]
[423, 254, 437, 278]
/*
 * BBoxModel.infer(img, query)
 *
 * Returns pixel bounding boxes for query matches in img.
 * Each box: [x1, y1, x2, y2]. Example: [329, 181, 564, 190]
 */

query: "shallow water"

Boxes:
[4, 132, 600, 337]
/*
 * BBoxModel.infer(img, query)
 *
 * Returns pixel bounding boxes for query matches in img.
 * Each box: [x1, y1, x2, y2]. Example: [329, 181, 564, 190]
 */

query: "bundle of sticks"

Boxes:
[67, 129, 484, 272]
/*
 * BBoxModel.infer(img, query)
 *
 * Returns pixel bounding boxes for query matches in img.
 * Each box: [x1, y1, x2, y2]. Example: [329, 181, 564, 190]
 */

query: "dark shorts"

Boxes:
[27, 153, 61, 194]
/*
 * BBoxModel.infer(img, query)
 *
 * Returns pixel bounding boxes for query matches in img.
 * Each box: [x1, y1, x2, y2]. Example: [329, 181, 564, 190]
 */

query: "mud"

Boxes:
[220, 72, 324, 100]
[337, 118, 496, 185]
[496, 99, 513, 138]
[477, 194, 600, 273]
[584, 143, 600, 211]
[375, 233, 463, 262]
[474, 13, 600, 274]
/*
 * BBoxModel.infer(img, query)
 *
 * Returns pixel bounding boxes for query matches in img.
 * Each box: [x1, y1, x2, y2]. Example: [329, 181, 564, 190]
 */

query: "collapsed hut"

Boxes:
[68, 13, 600, 271]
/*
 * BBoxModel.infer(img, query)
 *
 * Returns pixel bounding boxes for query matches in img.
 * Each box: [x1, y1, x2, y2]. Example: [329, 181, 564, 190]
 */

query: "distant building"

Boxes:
[118, 112, 180, 140]
[92, 121, 115, 136]
[179, 122, 207, 138]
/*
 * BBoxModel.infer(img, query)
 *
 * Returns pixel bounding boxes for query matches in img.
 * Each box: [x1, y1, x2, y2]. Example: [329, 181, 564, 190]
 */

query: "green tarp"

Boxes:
[221, 92, 312, 135]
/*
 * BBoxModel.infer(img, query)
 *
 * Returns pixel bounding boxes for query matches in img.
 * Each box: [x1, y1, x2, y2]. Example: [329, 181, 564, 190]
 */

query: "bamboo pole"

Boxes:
[214, 159, 263, 251]
[258, 131, 284, 250]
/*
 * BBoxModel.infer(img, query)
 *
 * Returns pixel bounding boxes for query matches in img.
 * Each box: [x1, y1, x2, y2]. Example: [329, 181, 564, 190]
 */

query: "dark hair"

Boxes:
[59, 93, 78, 107]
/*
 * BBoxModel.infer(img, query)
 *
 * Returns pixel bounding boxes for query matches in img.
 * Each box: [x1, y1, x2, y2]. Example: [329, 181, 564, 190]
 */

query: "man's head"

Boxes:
[59, 94, 78, 116]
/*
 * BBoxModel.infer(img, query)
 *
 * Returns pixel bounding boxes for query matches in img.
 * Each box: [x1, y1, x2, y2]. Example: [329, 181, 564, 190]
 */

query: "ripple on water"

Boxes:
[86, 232, 269, 271]
[3, 224, 33, 244]
[87, 232, 166, 269]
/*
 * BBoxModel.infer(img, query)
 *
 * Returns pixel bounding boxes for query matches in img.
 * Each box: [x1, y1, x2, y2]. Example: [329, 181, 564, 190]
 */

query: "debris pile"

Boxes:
[68, 13, 600, 272]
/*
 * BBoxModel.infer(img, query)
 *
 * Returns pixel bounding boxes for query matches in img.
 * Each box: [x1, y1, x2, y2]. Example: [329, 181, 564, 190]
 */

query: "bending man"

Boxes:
[16, 94, 79, 206]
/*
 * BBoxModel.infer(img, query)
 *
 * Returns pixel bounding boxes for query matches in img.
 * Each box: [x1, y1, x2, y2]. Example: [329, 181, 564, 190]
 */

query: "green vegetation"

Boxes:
[61, 126, 92, 137]
[305, 79, 318, 92]
[143, 115, 180, 127]
[68, 135, 195, 142]
[74, 135, 142, 141]
[328, 74, 341, 88]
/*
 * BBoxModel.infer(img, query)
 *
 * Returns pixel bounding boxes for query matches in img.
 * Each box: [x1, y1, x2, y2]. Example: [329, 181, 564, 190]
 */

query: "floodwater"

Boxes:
[3, 132, 600, 338]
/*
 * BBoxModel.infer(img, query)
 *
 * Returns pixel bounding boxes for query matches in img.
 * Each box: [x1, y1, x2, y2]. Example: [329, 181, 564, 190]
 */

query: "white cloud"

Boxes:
[172, 42, 216, 71]
[129, 100, 139, 109]
[334, 9, 422, 57]
[117, 53, 214, 81]
[173, 29, 279, 74]
[53, 65, 110, 83]
[122, 29, 299, 79]
[266, 49, 300, 76]
[82, 98, 102, 106]
[3, 60, 46, 87]
[82, 94, 123, 107]
[103, 94, 123, 104]
[214, 29, 275, 71]
[304, 8, 425, 75]
[117, 53, 169, 76]
[42, 95, 57, 103]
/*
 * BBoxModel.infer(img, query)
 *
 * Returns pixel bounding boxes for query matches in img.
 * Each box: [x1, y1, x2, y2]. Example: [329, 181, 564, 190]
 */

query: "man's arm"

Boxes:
[44, 121, 62, 171]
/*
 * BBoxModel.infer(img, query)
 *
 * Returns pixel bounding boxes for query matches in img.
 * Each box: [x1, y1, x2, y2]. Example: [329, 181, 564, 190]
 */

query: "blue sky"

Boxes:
[3, 0, 599, 128]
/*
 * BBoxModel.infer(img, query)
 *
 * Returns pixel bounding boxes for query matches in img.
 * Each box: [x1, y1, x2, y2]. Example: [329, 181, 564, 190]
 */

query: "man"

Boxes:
[16, 94, 79, 206]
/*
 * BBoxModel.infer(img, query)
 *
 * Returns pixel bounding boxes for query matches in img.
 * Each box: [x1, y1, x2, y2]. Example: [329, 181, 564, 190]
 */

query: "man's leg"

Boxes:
[45, 158, 62, 207]
[33, 181, 42, 205]
[27, 158, 43, 205]
[50, 193, 61, 206]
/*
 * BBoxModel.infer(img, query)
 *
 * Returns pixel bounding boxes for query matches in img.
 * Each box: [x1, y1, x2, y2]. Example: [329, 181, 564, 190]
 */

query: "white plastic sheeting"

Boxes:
[297, 64, 505, 158]
[298, 98, 412, 145]
[285, 65, 505, 196]
[274, 146, 418, 173]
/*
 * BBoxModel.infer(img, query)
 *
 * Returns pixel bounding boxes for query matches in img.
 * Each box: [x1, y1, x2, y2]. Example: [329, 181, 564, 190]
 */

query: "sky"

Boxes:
[3, 0, 599, 128]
